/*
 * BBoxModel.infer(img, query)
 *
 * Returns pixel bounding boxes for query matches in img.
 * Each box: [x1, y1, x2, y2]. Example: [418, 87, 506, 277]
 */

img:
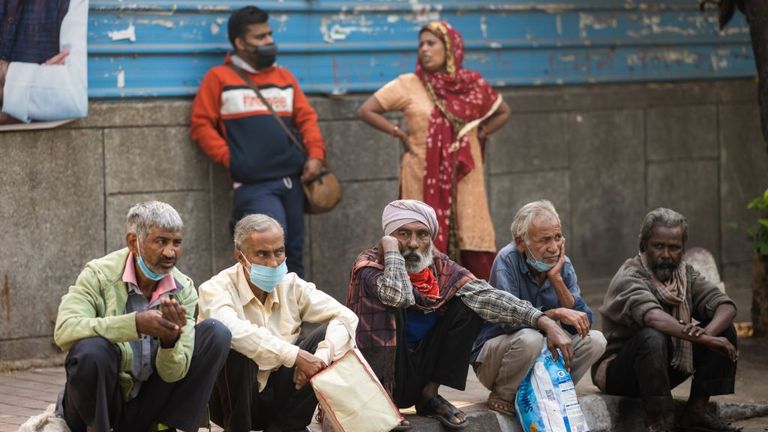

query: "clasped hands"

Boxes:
[135, 296, 187, 348]
[678, 319, 738, 362]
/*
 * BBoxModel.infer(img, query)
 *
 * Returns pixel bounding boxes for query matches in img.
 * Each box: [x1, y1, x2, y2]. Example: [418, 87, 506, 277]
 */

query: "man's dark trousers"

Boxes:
[393, 297, 484, 408]
[604, 325, 737, 418]
[62, 319, 231, 432]
[232, 175, 305, 277]
[209, 324, 328, 432]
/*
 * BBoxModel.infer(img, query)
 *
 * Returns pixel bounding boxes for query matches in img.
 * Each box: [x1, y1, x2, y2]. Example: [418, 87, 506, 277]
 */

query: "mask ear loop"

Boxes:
[524, 240, 544, 263]
[135, 235, 144, 261]
[239, 251, 252, 269]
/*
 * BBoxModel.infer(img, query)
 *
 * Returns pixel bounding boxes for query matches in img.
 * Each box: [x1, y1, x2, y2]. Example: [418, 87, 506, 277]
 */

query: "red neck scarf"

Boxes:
[415, 21, 500, 254]
[408, 267, 440, 299]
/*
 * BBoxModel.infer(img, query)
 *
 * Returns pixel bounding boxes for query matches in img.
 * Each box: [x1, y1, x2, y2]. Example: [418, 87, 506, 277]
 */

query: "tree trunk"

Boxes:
[752, 252, 768, 335]
[739, 0, 768, 149]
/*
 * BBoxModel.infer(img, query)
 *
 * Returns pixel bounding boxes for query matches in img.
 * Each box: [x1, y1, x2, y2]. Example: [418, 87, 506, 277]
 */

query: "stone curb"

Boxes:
[0, 354, 66, 373]
[397, 396, 768, 432]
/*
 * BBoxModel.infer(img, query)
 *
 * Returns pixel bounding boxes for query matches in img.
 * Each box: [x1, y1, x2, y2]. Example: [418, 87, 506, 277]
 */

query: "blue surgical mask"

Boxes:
[526, 256, 555, 273]
[241, 253, 287, 293]
[525, 245, 555, 273]
[136, 237, 166, 281]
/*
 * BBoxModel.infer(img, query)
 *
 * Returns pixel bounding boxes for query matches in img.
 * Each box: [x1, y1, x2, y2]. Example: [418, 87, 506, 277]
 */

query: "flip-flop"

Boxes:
[416, 394, 468, 430]
[487, 397, 515, 416]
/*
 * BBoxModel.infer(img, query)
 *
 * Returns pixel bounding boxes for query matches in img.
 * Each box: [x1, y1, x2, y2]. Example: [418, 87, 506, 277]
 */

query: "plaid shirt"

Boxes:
[0, 0, 70, 63]
[378, 251, 542, 327]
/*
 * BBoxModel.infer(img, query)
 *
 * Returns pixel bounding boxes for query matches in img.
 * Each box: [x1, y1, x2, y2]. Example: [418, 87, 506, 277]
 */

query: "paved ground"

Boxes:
[2, 337, 767, 431]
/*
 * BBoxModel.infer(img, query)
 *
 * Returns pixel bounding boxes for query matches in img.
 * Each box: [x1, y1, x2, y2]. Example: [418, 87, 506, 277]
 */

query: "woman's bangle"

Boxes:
[391, 125, 400, 137]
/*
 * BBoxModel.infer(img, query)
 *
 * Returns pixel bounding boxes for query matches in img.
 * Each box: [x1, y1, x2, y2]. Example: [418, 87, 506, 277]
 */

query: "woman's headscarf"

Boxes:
[415, 21, 501, 255]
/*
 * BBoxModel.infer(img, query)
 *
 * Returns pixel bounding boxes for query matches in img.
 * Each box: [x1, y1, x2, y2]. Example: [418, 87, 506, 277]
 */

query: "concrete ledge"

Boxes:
[397, 396, 768, 432]
[0, 353, 65, 373]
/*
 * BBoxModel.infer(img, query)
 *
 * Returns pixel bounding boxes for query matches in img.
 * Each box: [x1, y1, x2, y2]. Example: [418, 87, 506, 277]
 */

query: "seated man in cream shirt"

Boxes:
[198, 214, 358, 432]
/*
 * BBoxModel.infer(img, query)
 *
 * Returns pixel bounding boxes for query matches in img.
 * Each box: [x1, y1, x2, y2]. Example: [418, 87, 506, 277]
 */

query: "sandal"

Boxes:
[487, 397, 516, 416]
[416, 394, 468, 430]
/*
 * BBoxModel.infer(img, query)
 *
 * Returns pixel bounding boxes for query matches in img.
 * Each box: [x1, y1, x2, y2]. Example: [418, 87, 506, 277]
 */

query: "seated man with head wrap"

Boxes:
[346, 199, 574, 429]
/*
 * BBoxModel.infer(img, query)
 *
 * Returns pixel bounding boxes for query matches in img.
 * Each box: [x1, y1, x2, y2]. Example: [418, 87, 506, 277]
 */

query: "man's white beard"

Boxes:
[403, 242, 434, 274]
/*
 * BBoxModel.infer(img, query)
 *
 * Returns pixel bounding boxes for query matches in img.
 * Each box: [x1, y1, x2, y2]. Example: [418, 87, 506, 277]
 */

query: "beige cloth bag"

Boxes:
[310, 321, 403, 432]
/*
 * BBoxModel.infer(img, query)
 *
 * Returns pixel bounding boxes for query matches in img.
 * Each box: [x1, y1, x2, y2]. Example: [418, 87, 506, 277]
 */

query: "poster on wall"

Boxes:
[0, 0, 88, 131]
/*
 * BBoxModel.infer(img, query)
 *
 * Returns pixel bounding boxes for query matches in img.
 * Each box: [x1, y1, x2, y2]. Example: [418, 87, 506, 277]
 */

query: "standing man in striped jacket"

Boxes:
[191, 5, 326, 277]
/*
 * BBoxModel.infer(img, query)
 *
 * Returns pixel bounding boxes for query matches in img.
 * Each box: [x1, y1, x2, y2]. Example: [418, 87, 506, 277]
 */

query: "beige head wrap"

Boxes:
[381, 200, 439, 238]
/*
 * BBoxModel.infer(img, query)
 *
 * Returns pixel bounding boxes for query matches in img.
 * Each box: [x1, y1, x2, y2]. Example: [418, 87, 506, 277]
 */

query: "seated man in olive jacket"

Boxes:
[594, 208, 739, 432]
[53, 201, 231, 432]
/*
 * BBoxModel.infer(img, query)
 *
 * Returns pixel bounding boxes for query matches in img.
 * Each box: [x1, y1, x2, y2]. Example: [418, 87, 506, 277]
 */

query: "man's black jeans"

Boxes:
[604, 325, 737, 418]
[209, 324, 328, 432]
[62, 319, 231, 432]
[393, 297, 484, 408]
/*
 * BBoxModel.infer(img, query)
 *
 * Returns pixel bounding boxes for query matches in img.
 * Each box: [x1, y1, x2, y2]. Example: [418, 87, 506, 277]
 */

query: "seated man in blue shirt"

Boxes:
[472, 200, 606, 416]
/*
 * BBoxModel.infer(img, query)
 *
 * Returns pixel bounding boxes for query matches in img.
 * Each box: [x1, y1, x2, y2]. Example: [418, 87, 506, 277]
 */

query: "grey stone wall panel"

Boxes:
[647, 106, 718, 161]
[210, 164, 236, 278]
[302, 214, 312, 281]
[719, 104, 768, 265]
[106, 191, 212, 287]
[647, 160, 720, 260]
[64, 80, 756, 129]
[489, 171, 570, 250]
[567, 110, 645, 281]
[721, 261, 753, 322]
[105, 127, 209, 194]
[311, 96, 365, 122]
[74, 100, 191, 129]
[504, 81, 755, 114]
[722, 261, 753, 287]
[0, 338, 60, 361]
[308, 180, 399, 302]
[567, 110, 645, 165]
[0, 129, 105, 344]
[488, 113, 567, 175]
[570, 163, 646, 281]
[319, 121, 401, 182]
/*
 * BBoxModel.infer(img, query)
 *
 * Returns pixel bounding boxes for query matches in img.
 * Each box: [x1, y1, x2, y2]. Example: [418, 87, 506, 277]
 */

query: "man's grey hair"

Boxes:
[126, 201, 183, 241]
[510, 200, 560, 243]
[234, 214, 284, 250]
[638, 207, 689, 252]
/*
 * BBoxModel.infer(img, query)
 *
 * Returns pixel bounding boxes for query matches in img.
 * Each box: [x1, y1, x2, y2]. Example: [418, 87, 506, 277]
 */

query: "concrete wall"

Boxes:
[1, 78, 767, 361]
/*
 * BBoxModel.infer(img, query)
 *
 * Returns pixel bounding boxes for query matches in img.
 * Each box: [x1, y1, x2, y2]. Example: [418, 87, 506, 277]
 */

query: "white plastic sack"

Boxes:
[19, 404, 71, 432]
[515, 345, 590, 432]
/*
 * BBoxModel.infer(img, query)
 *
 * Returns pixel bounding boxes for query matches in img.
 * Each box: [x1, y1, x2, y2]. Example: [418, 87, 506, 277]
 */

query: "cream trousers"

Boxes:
[474, 328, 606, 402]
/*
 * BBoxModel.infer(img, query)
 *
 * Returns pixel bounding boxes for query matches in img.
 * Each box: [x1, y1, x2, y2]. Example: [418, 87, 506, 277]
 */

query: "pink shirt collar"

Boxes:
[123, 252, 176, 303]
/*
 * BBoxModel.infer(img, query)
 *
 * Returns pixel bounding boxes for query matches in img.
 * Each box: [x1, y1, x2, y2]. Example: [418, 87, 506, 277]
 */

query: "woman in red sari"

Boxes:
[357, 20, 511, 280]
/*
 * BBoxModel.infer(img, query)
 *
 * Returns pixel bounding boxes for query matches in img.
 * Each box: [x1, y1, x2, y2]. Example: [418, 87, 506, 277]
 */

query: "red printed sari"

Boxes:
[415, 21, 501, 258]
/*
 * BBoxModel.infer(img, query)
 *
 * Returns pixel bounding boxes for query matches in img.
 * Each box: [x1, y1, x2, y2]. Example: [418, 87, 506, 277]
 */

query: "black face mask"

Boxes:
[243, 43, 277, 70]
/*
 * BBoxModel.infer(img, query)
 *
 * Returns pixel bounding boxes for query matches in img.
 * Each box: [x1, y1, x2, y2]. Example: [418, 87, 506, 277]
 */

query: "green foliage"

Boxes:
[747, 188, 768, 256]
